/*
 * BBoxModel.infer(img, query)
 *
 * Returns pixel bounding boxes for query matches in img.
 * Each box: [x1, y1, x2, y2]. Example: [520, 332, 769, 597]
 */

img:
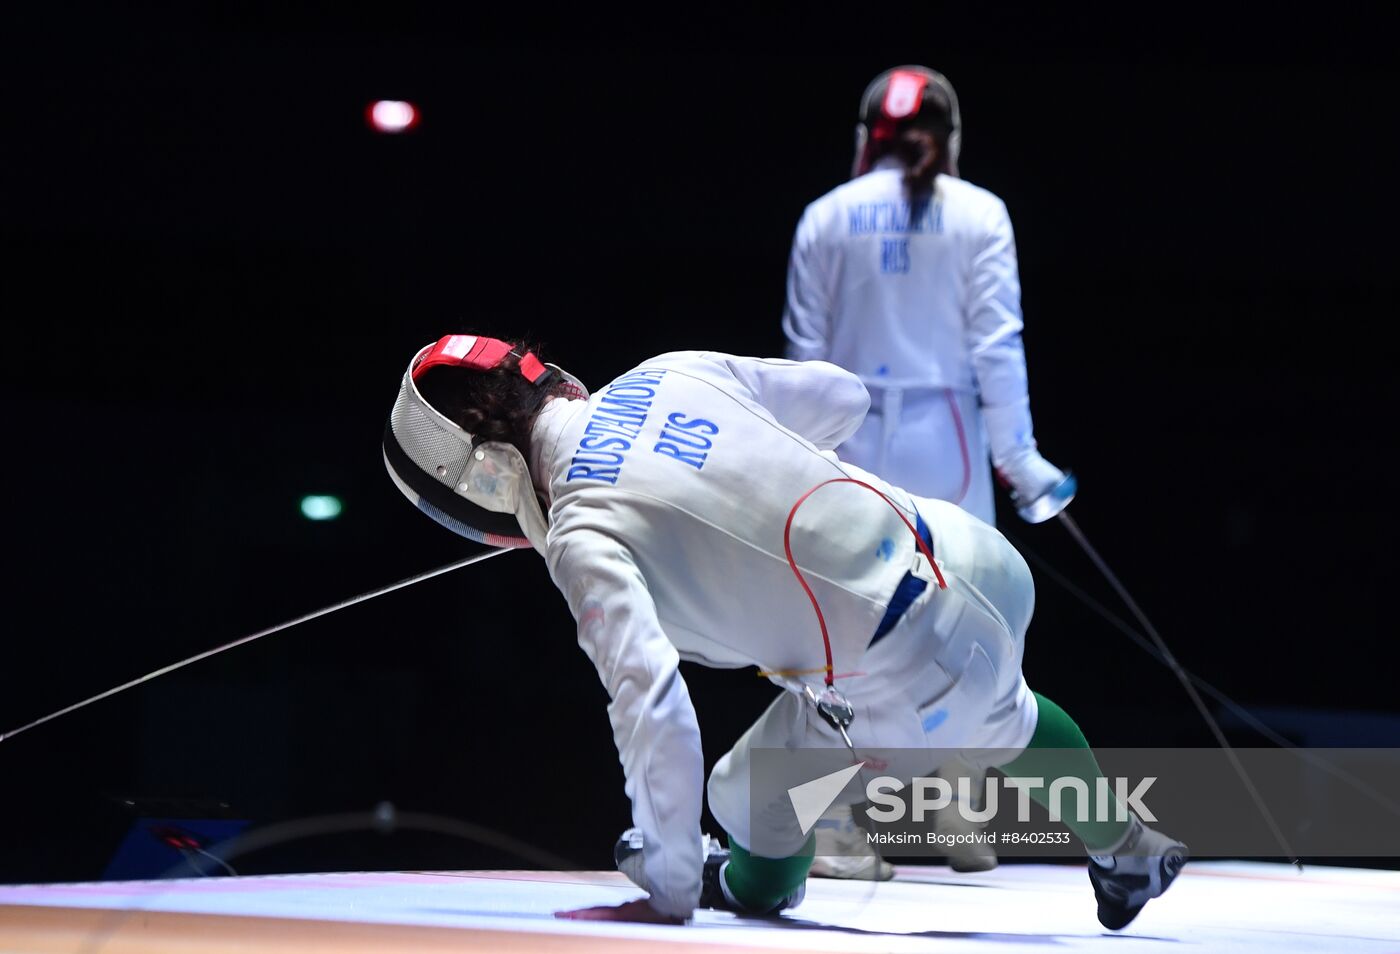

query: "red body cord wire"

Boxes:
[944, 388, 972, 507]
[782, 478, 947, 687]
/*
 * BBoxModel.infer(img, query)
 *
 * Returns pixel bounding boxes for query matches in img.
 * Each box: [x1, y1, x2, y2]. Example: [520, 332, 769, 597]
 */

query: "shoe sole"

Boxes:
[1092, 848, 1188, 931]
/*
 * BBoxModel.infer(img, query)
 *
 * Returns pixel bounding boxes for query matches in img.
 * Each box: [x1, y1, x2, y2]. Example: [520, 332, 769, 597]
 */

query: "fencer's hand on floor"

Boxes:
[555, 898, 685, 924]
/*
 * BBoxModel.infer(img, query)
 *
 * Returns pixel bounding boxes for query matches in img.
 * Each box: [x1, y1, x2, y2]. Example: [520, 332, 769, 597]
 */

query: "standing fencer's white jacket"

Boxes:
[528, 352, 922, 918]
[782, 157, 1041, 479]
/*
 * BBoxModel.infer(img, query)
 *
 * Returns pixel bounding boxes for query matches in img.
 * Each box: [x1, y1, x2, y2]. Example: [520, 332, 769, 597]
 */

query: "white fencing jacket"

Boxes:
[782, 158, 1041, 474]
[528, 352, 921, 917]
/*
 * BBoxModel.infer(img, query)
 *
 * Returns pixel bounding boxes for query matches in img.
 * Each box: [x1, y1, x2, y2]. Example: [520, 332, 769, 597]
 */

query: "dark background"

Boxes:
[3, 7, 1398, 880]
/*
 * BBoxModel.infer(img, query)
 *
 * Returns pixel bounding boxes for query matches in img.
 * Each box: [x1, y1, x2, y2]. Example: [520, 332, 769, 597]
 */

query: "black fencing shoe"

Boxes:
[1087, 815, 1188, 930]
[614, 828, 805, 915]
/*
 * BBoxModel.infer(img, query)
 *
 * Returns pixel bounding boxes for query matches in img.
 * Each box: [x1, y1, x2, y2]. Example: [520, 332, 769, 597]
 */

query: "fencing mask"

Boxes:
[852, 65, 961, 179]
[383, 335, 588, 551]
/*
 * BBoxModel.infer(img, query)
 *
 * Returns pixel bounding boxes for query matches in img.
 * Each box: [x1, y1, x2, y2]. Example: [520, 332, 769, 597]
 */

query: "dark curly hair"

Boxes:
[864, 82, 955, 197]
[870, 125, 948, 198]
[414, 340, 572, 458]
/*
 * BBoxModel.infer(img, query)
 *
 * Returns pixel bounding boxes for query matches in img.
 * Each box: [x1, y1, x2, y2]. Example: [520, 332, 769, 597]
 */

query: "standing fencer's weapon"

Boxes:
[0, 547, 514, 745]
[1017, 475, 1302, 868]
[1013, 472, 1080, 524]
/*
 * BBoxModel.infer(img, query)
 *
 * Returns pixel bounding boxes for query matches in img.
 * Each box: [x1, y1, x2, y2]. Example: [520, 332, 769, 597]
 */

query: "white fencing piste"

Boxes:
[1, 861, 1397, 952]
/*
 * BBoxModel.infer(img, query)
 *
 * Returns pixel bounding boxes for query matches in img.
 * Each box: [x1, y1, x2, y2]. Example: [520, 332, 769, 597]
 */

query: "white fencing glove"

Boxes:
[983, 399, 1075, 523]
[997, 448, 1076, 523]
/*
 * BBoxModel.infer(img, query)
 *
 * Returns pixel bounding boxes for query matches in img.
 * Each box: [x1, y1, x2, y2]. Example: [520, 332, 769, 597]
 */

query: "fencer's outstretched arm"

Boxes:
[545, 527, 705, 919]
[781, 207, 834, 363]
[698, 352, 871, 451]
[966, 199, 1064, 497]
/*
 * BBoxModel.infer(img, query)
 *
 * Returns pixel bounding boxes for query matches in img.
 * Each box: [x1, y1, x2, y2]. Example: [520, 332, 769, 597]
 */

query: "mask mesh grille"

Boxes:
[390, 377, 472, 488]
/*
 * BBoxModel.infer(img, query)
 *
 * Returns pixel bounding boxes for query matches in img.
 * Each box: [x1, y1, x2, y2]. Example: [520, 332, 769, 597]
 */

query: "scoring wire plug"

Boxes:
[804, 684, 858, 757]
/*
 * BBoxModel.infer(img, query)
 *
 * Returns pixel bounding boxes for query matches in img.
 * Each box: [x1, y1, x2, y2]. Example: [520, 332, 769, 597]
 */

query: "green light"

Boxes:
[300, 495, 343, 521]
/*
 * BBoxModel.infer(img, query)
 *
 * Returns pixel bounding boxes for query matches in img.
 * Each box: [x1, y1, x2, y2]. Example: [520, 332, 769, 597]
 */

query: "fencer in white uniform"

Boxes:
[532, 352, 1039, 915]
[384, 336, 1184, 928]
[783, 65, 1067, 527]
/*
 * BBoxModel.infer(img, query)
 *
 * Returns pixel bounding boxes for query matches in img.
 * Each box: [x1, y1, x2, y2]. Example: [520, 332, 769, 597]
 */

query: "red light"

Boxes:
[366, 100, 419, 134]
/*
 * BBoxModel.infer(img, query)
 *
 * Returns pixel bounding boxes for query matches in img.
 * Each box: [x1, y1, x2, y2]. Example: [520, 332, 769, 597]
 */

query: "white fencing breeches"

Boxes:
[837, 385, 996, 526]
[706, 496, 1038, 857]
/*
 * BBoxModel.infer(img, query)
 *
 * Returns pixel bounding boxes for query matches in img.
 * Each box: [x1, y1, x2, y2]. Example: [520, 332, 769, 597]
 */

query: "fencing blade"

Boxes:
[1055, 510, 1301, 868]
[1, 547, 514, 745]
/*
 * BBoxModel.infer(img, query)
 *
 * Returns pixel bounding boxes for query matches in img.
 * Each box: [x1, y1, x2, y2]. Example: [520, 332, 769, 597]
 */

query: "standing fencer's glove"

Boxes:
[997, 448, 1076, 523]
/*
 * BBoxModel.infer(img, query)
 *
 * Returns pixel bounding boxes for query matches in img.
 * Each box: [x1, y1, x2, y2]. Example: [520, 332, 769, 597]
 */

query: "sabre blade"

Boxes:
[1, 547, 513, 744]
[1055, 511, 1301, 869]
